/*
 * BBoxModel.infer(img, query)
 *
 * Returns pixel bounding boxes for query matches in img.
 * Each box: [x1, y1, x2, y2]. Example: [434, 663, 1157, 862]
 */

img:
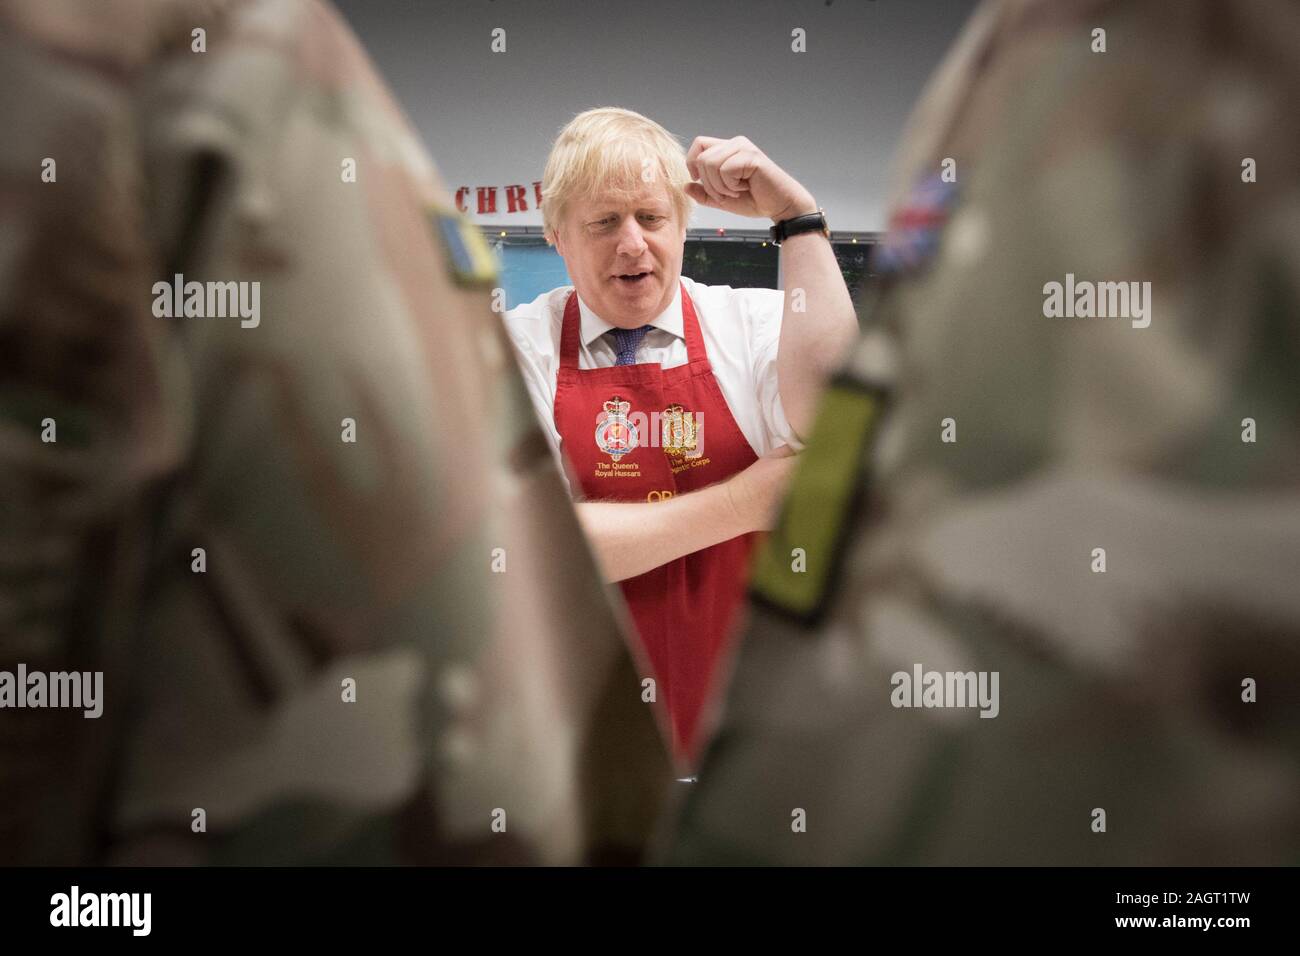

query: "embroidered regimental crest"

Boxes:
[595, 397, 639, 461]
[661, 404, 700, 459]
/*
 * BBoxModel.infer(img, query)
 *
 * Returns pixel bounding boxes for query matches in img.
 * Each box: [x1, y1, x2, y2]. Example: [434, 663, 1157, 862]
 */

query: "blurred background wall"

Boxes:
[334, 0, 978, 300]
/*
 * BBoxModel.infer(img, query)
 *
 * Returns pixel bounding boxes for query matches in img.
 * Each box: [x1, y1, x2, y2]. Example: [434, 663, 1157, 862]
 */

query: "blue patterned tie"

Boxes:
[609, 325, 654, 366]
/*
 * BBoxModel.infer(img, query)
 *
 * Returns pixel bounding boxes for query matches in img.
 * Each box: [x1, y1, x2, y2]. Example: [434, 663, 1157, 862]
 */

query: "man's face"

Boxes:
[553, 181, 686, 329]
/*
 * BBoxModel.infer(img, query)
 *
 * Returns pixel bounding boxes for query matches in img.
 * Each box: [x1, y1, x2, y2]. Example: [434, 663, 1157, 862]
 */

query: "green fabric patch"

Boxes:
[749, 376, 885, 624]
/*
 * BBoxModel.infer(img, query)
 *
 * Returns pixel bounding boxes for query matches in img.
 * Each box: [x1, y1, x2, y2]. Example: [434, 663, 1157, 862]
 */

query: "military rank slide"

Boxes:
[1, 0, 1296, 944]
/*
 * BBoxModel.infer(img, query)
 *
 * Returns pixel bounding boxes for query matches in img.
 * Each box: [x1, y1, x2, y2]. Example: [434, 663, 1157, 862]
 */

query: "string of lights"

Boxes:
[481, 225, 880, 248]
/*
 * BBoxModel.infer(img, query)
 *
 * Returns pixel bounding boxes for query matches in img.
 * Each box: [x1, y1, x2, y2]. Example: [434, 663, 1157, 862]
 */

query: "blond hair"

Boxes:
[540, 107, 694, 244]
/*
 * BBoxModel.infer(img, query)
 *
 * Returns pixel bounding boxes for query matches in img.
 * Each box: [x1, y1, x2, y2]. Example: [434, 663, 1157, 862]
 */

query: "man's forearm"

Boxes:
[576, 481, 743, 583]
[776, 208, 860, 439]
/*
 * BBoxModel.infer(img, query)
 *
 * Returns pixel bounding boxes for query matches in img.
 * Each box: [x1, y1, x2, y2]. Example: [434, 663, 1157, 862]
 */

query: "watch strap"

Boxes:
[769, 209, 828, 246]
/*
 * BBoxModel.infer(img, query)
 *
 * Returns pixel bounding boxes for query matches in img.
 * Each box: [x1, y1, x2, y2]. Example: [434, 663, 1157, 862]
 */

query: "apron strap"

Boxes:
[559, 290, 583, 371]
[678, 282, 710, 370]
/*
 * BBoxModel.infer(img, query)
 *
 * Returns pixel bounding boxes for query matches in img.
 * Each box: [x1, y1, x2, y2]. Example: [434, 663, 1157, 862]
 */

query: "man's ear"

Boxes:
[551, 226, 566, 256]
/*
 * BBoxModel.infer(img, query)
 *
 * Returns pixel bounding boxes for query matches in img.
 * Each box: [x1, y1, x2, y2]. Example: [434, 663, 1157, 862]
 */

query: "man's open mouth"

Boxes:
[615, 272, 651, 284]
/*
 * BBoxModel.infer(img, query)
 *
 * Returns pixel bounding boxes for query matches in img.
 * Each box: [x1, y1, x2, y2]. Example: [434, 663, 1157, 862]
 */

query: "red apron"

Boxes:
[553, 282, 759, 764]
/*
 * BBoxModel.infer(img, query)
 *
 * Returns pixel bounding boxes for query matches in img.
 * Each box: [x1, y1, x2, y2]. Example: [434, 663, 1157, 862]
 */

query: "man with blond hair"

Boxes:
[504, 107, 857, 763]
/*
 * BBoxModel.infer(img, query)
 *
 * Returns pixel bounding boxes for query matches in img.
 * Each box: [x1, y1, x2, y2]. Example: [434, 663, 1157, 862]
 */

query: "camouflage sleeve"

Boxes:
[0, 2, 186, 863]
[669, 0, 1300, 865]
[2, 0, 668, 866]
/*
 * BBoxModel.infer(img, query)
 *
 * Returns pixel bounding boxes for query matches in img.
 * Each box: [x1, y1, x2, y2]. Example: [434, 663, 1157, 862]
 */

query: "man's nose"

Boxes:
[614, 218, 648, 256]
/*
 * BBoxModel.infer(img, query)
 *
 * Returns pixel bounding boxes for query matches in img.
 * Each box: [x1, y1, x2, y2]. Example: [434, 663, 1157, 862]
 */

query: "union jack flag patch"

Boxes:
[872, 173, 959, 277]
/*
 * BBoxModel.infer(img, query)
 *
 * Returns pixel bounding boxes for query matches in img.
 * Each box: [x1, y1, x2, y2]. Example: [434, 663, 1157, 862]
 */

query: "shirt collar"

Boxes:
[576, 278, 684, 348]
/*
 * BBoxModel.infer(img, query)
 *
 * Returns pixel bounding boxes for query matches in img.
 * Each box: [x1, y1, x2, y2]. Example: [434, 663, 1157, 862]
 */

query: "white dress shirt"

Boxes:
[503, 275, 802, 486]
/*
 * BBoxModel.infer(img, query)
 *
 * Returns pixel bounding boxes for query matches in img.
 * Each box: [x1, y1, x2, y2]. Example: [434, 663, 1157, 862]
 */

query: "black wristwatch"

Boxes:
[769, 208, 829, 246]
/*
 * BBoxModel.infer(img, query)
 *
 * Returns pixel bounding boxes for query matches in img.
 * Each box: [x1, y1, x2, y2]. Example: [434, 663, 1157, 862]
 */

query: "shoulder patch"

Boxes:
[430, 205, 498, 288]
[749, 374, 887, 626]
[872, 172, 959, 277]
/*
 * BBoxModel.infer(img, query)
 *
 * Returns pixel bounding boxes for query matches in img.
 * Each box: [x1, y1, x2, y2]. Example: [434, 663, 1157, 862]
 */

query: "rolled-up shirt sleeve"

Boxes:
[741, 287, 805, 454]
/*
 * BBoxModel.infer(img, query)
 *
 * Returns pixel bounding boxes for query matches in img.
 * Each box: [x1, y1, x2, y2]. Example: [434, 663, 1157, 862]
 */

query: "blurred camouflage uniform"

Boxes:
[667, 0, 1300, 865]
[0, 0, 669, 865]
